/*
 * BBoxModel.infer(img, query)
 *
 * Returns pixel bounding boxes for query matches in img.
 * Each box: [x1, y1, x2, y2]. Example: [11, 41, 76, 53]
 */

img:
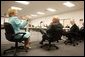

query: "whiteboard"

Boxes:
[1, 17, 9, 25]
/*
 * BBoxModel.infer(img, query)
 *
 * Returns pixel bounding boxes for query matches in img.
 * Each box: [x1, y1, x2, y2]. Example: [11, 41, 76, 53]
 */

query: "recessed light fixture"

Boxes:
[11, 6, 22, 10]
[15, 1, 30, 5]
[46, 8, 56, 12]
[63, 1, 75, 7]
[30, 14, 37, 17]
[37, 12, 45, 15]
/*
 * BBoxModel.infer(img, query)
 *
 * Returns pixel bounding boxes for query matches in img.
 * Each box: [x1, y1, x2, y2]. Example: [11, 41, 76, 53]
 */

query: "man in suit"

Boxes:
[40, 16, 63, 45]
[65, 20, 79, 44]
[79, 23, 84, 40]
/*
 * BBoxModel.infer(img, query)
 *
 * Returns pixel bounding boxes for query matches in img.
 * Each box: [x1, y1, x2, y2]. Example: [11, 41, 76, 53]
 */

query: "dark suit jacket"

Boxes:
[46, 23, 63, 40]
[70, 24, 79, 33]
[66, 24, 79, 39]
[79, 27, 84, 38]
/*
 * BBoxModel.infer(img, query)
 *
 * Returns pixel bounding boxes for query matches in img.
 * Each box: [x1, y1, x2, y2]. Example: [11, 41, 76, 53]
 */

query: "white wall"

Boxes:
[58, 9, 84, 19]
[31, 9, 84, 28]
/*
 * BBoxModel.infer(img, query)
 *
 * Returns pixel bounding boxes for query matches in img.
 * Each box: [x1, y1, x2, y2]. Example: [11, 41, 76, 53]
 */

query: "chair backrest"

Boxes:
[47, 25, 63, 42]
[4, 22, 15, 41]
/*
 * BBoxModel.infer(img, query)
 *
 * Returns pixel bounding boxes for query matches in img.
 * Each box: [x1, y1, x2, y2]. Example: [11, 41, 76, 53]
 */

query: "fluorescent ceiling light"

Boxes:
[37, 12, 45, 15]
[63, 2, 75, 7]
[15, 1, 30, 5]
[31, 14, 37, 17]
[46, 8, 56, 12]
[11, 6, 22, 10]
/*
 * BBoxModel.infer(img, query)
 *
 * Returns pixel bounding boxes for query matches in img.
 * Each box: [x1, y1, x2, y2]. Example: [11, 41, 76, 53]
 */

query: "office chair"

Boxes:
[72, 29, 84, 44]
[79, 28, 84, 41]
[63, 24, 80, 46]
[64, 32, 79, 46]
[39, 28, 62, 50]
[3, 22, 28, 56]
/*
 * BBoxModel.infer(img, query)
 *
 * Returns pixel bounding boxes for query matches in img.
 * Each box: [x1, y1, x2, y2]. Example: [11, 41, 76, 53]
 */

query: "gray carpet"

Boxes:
[1, 29, 84, 56]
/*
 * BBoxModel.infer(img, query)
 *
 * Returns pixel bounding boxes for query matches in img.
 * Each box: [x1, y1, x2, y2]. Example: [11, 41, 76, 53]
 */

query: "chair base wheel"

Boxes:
[76, 43, 78, 45]
[40, 46, 43, 48]
[73, 44, 75, 46]
[25, 50, 28, 52]
[3, 51, 6, 55]
[47, 48, 50, 50]
[55, 46, 59, 49]
[14, 54, 17, 56]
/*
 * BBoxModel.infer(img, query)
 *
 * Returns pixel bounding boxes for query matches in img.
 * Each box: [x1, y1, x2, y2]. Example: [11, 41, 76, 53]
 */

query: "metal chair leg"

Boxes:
[14, 48, 17, 56]
[13, 42, 18, 56]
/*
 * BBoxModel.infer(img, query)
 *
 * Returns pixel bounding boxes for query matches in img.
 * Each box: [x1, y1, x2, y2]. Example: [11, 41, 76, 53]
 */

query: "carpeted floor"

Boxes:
[1, 29, 84, 56]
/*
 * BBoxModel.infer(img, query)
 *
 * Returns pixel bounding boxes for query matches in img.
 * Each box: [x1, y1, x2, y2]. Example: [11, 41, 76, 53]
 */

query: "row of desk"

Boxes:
[1, 25, 70, 32]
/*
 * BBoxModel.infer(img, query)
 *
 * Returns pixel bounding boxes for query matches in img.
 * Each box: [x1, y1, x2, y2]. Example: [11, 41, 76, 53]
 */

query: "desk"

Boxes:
[1, 25, 4, 29]
[28, 27, 47, 32]
[63, 28, 70, 32]
[1, 25, 27, 32]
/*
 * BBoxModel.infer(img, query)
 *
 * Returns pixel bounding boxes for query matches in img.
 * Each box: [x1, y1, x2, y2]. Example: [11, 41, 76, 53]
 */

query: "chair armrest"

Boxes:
[40, 29, 46, 35]
[15, 32, 26, 35]
[12, 32, 26, 40]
